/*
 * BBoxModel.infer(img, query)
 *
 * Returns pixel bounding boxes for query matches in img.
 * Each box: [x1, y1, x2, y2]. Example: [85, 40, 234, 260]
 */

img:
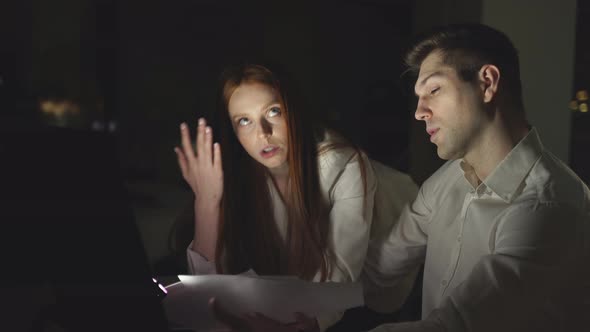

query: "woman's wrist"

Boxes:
[193, 199, 221, 261]
[195, 197, 221, 213]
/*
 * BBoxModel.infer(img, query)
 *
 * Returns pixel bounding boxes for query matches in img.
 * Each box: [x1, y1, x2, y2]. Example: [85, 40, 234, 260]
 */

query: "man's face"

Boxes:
[414, 51, 487, 160]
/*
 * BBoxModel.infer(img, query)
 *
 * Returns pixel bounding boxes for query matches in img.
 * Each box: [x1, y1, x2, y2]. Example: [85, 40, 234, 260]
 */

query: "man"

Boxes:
[363, 23, 590, 332]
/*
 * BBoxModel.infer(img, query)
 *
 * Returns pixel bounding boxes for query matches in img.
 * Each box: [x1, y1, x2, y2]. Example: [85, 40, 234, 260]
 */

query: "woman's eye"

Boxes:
[268, 107, 281, 117]
[430, 87, 440, 95]
[238, 118, 250, 126]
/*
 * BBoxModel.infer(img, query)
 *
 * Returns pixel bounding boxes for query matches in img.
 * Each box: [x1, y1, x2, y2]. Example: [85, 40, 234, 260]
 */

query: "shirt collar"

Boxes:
[461, 127, 544, 202]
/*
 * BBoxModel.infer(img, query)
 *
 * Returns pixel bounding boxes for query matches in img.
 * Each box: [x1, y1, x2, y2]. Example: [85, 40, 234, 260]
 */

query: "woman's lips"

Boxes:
[260, 146, 280, 158]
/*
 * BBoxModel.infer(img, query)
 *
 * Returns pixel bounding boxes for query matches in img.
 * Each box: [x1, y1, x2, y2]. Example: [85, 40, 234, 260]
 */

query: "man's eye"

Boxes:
[238, 118, 250, 126]
[430, 87, 440, 95]
[268, 107, 281, 117]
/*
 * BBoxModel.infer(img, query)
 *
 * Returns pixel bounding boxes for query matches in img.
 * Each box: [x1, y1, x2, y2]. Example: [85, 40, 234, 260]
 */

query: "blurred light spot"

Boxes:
[91, 121, 104, 131]
[569, 100, 579, 110]
[108, 121, 117, 132]
[40, 100, 80, 118]
[577, 90, 588, 102]
[580, 103, 588, 113]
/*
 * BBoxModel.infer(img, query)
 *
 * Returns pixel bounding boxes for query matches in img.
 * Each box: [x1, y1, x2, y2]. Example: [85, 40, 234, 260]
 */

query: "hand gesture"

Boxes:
[175, 118, 223, 260]
[175, 118, 223, 205]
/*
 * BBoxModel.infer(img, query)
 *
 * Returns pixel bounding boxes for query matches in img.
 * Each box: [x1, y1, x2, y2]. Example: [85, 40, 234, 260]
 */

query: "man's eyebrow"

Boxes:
[417, 71, 444, 88]
[414, 71, 445, 96]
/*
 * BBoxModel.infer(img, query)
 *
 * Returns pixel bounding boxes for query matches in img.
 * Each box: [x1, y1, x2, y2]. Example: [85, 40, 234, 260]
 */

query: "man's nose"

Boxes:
[415, 99, 432, 121]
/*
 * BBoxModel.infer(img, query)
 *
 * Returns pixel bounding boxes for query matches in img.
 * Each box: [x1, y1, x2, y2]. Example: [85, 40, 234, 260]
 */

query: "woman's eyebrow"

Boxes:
[259, 100, 280, 112]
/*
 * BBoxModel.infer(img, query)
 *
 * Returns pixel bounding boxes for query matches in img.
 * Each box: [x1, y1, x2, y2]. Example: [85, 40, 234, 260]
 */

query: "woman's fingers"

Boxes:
[195, 118, 216, 165]
[180, 122, 196, 161]
[203, 125, 213, 164]
[196, 118, 206, 161]
[213, 142, 222, 171]
[174, 147, 188, 178]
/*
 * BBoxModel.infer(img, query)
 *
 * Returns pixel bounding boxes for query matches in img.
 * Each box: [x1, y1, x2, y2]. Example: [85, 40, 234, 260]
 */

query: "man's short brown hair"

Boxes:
[405, 23, 524, 111]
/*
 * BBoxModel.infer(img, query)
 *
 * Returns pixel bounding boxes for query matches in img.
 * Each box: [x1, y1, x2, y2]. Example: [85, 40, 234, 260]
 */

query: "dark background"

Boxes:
[1, 1, 588, 331]
[1, 0, 588, 285]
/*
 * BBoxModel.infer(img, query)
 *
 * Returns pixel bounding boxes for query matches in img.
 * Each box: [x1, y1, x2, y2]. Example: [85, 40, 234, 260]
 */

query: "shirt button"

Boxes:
[441, 280, 448, 286]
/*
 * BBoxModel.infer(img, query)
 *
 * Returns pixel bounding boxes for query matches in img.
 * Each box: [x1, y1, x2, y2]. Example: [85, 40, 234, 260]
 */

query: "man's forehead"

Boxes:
[415, 52, 454, 88]
[417, 52, 446, 78]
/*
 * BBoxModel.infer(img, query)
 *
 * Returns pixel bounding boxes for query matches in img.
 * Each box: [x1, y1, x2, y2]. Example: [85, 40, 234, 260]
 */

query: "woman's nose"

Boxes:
[258, 118, 273, 138]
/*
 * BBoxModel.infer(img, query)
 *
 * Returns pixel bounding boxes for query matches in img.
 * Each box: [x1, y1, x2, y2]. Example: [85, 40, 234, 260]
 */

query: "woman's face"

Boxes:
[227, 82, 289, 173]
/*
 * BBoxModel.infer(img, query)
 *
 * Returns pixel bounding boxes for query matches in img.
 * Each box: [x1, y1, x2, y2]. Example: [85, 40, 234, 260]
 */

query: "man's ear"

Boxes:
[478, 64, 500, 103]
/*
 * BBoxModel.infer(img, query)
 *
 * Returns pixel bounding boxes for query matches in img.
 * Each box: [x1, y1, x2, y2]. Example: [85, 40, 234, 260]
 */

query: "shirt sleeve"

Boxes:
[361, 160, 420, 313]
[324, 152, 377, 282]
[186, 240, 217, 275]
[369, 202, 586, 332]
[362, 176, 432, 291]
[315, 152, 377, 331]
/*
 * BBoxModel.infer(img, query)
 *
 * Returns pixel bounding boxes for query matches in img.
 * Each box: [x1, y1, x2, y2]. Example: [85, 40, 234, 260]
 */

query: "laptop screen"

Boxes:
[0, 127, 169, 331]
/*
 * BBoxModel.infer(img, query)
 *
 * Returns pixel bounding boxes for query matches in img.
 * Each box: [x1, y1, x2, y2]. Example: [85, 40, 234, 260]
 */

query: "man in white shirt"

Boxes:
[364, 23, 590, 332]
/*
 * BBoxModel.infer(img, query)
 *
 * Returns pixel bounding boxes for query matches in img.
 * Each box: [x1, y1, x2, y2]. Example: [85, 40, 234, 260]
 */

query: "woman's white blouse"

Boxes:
[186, 141, 418, 330]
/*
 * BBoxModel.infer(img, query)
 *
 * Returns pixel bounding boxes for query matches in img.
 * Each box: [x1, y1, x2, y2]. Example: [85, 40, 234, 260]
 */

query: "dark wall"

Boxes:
[111, 0, 415, 182]
[114, 1, 267, 182]
[571, 0, 590, 185]
[0, 2, 34, 119]
[1, 0, 416, 183]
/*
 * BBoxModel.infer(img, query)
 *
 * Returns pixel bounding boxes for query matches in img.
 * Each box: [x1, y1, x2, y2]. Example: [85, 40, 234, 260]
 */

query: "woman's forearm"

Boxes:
[192, 199, 221, 261]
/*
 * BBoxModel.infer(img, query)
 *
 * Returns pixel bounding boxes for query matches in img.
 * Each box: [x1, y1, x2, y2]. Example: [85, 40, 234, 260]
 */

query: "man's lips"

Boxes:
[427, 128, 439, 136]
[427, 128, 439, 142]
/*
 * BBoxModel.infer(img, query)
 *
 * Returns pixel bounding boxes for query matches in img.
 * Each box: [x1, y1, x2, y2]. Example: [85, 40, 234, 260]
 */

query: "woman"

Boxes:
[174, 63, 415, 331]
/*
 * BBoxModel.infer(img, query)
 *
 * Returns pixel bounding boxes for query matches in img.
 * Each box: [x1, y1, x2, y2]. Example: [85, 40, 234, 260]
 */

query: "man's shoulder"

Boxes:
[522, 149, 590, 209]
[412, 159, 468, 211]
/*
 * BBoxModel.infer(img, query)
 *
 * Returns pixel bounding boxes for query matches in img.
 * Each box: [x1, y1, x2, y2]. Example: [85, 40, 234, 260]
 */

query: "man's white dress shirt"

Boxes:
[366, 128, 590, 332]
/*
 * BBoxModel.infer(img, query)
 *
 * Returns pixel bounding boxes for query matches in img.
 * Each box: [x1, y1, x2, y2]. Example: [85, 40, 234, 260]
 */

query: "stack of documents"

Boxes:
[163, 274, 363, 331]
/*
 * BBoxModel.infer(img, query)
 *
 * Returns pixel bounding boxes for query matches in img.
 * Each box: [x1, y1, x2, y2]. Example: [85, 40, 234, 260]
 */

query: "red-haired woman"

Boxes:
[174, 64, 416, 331]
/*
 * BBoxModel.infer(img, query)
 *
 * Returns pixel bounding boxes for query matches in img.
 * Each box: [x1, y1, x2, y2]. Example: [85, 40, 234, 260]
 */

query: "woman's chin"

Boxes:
[261, 159, 288, 173]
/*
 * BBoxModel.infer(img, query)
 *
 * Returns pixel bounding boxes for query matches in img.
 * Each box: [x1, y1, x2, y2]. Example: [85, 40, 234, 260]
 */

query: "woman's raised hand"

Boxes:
[175, 118, 224, 205]
[175, 118, 224, 260]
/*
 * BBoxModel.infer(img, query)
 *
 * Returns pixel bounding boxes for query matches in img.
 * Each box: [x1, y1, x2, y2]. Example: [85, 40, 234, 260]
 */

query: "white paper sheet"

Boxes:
[163, 274, 363, 331]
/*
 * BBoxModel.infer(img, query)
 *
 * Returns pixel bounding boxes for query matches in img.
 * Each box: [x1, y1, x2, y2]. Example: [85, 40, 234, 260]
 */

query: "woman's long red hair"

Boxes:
[213, 64, 330, 280]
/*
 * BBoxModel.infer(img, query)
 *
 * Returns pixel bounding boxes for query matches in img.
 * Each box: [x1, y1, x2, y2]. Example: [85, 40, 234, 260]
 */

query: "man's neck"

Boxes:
[464, 112, 529, 182]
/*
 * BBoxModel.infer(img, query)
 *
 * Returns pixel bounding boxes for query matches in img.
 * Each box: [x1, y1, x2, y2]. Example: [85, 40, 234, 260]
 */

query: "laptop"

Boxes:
[0, 126, 171, 331]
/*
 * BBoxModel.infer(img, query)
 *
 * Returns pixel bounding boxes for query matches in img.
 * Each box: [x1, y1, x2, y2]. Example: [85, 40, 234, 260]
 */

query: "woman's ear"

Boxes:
[478, 64, 500, 103]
